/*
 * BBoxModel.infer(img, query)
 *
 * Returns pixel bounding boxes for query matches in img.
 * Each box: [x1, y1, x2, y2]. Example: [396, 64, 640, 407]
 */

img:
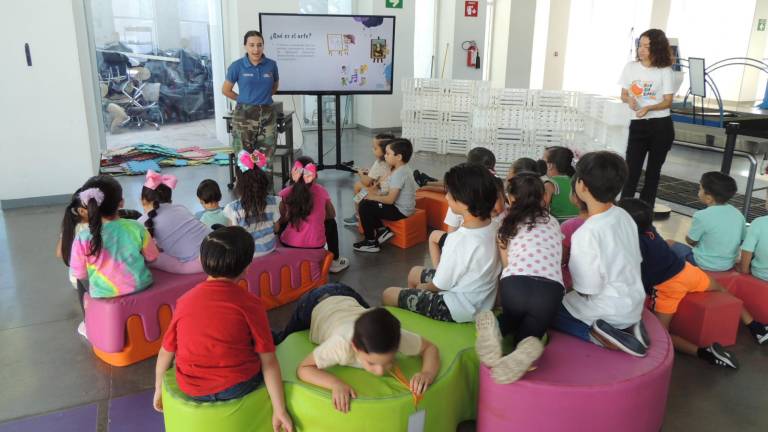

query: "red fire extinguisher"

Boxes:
[463, 41, 480, 69]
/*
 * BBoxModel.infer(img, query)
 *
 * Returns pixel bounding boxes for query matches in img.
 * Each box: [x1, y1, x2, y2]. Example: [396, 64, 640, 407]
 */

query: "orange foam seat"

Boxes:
[416, 190, 450, 231]
[357, 207, 428, 249]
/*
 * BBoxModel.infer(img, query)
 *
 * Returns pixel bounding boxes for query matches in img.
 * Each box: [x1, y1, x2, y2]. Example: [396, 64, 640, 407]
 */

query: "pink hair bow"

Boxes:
[291, 161, 317, 184]
[237, 150, 268, 172]
[144, 170, 178, 190]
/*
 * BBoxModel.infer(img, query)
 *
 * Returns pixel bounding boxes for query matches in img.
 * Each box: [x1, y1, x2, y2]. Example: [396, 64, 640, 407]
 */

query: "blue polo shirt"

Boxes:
[225, 55, 279, 106]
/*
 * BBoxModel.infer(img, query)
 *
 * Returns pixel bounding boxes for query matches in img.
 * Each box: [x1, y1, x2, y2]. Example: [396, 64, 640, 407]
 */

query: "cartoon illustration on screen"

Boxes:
[327, 34, 354, 56]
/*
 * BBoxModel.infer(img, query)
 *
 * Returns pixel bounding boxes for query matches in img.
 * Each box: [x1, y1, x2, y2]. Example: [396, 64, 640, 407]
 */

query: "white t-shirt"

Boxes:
[309, 296, 422, 369]
[563, 206, 646, 328]
[501, 215, 564, 286]
[433, 222, 502, 323]
[618, 61, 674, 119]
[368, 159, 391, 181]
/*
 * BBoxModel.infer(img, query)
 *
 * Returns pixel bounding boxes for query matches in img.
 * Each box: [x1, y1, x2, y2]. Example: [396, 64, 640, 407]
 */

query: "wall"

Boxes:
[490, 0, 511, 87]
[0, 0, 99, 204]
[649, 0, 670, 30]
[354, 0, 416, 129]
[502, 0, 537, 88]
[451, 0, 486, 80]
[542, 0, 570, 90]
[740, 0, 768, 101]
[435, 0, 457, 79]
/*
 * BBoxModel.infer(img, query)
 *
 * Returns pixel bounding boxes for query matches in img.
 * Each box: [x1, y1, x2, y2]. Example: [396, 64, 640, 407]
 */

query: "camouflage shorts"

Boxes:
[397, 288, 454, 322]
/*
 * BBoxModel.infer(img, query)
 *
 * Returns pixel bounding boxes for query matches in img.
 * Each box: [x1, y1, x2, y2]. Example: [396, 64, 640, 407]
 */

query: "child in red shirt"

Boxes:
[152, 226, 292, 432]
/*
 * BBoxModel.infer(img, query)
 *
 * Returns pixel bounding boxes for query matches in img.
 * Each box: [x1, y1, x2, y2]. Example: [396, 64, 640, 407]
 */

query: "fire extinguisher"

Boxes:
[462, 41, 480, 69]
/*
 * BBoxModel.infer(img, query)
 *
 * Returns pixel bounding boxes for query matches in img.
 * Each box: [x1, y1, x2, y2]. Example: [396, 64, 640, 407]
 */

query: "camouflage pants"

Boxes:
[231, 103, 277, 172]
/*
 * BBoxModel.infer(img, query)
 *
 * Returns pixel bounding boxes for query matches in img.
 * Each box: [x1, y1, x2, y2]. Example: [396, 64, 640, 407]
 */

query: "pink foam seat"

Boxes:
[670, 291, 743, 347]
[477, 309, 673, 432]
[708, 271, 768, 323]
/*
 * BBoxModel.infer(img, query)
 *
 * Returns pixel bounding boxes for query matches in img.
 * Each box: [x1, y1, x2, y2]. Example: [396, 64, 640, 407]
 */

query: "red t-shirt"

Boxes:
[162, 279, 275, 396]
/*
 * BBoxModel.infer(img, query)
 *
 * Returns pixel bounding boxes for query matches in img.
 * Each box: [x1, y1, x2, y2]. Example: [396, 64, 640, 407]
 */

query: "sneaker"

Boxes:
[475, 310, 503, 366]
[703, 343, 739, 369]
[632, 320, 650, 349]
[591, 319, 647, 357]
[377, 227, 395, 244]
[413, 170, 426, 187]
[77, 321, 88, 339]
[353, 239, 380, 253]
[751, 323, 768, 345]
[330, 257, 350, 273]
[343, 215, 359, 226]
[490, 336, 544, 384]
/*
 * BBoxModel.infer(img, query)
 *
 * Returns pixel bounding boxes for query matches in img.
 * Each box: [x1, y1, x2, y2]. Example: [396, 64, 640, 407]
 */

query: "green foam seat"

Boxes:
[162, 307, 478, 431]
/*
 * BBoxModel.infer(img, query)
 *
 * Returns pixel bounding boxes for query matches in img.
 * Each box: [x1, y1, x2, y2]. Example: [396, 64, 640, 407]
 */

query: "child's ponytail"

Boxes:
[498, 173, 549, 244]
[141, 170, 176, 237]
[60, 189, 83, 265]
[545, 146, 576, 177]
[285, 156, 318, 229]
[78, 176, 123, 257]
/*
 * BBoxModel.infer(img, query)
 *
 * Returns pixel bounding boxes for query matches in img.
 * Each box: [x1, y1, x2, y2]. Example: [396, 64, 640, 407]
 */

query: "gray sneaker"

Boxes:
[632, 320, 650, 349]
[591, 319, 647, 357]
[343, 215, 359, 226]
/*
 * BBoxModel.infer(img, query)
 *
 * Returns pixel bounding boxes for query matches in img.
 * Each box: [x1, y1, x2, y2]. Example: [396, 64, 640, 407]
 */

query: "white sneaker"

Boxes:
[77, 321, 88, 339]
[330, 257, 350, 273]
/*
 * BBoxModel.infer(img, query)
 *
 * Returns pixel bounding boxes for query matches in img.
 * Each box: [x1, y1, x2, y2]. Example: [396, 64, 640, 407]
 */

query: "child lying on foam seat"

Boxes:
[283, 283, 440, 413]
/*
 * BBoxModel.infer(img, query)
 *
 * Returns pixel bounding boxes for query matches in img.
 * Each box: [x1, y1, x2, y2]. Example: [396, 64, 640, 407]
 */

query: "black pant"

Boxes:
[277, 283, 369, 343]
[77, 279, 88, 315]
[621, 116, 675, 207]
[358, 200, 406, 240]
[280, 219, 340, 259]
[499, 275, 565, 346]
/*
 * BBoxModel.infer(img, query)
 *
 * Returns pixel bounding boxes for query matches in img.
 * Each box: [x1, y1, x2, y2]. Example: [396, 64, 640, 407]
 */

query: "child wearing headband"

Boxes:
[68, 176, 159, 337]
[139, 170, 210, 274]
[224, 150, 282, 257]
[278, 156, 349, 273]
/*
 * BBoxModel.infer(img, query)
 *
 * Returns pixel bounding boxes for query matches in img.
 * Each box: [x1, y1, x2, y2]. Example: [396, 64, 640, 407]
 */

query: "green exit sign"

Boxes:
[386, 0, 403, 8]
[759, 18, 767, 31]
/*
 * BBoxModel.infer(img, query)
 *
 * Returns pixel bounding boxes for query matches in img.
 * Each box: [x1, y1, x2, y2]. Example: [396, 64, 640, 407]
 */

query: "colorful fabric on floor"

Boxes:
[101, 144, 231, 175]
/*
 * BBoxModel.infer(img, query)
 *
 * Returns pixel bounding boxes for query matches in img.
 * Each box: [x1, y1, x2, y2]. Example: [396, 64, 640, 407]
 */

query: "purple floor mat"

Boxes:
[108, 390, 164, 432]
[0, 404, 97, 432]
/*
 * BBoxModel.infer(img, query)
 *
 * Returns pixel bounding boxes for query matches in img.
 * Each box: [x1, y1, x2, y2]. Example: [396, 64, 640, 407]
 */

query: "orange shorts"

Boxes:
[653, 262, 711, 314]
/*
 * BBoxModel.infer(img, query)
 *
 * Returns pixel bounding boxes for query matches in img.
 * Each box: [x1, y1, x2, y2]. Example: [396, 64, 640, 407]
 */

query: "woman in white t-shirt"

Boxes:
[619, 28, 675, 208]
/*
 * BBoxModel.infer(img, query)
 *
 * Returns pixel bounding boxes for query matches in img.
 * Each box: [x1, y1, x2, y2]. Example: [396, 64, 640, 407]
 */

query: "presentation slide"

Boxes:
[259, 13, 396, 95]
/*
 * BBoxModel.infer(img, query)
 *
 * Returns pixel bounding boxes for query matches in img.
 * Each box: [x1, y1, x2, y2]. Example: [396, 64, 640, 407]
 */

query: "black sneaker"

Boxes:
[377, 227, 395, 244]
[632, 320, 650, 349]
[703, 343, 739, 369]
[413, 170, 426, 187]
[591, 319, 647, 357]
[353, 239, 380, 253]
[751, 324, 768, 345]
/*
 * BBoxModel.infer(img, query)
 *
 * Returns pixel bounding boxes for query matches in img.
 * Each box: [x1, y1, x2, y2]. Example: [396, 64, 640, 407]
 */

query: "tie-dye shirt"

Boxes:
[69, 219, 159, 298]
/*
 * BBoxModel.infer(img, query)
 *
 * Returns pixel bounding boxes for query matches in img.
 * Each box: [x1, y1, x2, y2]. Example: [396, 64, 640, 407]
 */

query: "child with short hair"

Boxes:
[153, 227, 293, 431]
[668, 172, 746, 271]
[343, 133, 394, 226]
[509, 157, 556, 206]
[195, 179, 229, 228]
[224, 150, 282, 257]
[740, 206, 768, 287]
[427, 147, 505, 267]
[619, 199, 768, 364]
[552, 151, 649, 357]
[289, 283, 439, 413]
[139, 170, 210, 274]
[353, 139, 418, 253]
[475, 173, 563, 384]
[69, 176, 159, 336]
[382, 163, 502, 323]
[543, 146, 580, 220]
[279, 156, 349, 273]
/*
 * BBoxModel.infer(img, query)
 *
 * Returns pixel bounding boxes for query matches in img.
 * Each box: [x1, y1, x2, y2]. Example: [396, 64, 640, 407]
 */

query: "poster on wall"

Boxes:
[465, 1, 478, 17]
[260, 13, 396, 94]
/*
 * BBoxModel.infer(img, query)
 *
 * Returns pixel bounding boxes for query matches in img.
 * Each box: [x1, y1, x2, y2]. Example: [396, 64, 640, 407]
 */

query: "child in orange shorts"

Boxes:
[618, 198, 768, 369]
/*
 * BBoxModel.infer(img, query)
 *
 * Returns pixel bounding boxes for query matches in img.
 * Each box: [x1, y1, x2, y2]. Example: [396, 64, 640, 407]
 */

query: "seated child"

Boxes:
[382, 163, 502, 323]
[139, 170, 210, 274]
[344, 133, 394, 226]
[619, 198, 768, 367]
[428, 147, 506, 267]
[195, 179, 230, 228]
[552, 151, 649, 357]
[69, 176, 159, 337]
[668, 172, 745, 271]
[476, 173, 564, 384]
[288, 283, 439, 413]
[153, 226, 293, 431]
[560, 188, 588, 290]
[279, 156, 349, 273]
[56, 188, 88, 307]
[543, 146, 580, 220]
[508, 157, 556, 206]
[224, 150, 282, 257]
[353, 139, 418, 253]
[740, 205, 768, 290]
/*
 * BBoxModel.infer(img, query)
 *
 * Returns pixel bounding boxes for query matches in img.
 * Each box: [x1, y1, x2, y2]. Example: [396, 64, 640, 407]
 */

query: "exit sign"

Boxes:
[386, 0, 402, 8]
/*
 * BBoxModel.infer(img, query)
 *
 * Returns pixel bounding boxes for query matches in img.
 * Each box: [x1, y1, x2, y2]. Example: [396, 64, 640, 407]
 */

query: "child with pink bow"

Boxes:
[139, 170, 210, 274]
[278, 156, 349, 273]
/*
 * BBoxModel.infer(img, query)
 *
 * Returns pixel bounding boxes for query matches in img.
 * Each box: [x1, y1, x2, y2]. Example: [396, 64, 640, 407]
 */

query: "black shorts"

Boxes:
[397, 288, 454, 322]
[420, 268, 437, 284]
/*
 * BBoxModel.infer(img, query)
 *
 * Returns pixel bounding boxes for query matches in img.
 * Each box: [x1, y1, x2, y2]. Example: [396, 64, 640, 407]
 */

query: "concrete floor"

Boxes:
[1, 128, 767, 431]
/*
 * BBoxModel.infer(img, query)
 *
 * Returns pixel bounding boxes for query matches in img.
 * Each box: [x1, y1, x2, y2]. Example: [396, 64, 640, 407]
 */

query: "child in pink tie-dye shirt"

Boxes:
[69, 176, 159, 300]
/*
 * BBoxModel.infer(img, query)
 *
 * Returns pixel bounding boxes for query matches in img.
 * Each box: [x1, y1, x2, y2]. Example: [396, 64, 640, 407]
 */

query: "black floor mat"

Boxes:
[637, 173, 767, 222]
